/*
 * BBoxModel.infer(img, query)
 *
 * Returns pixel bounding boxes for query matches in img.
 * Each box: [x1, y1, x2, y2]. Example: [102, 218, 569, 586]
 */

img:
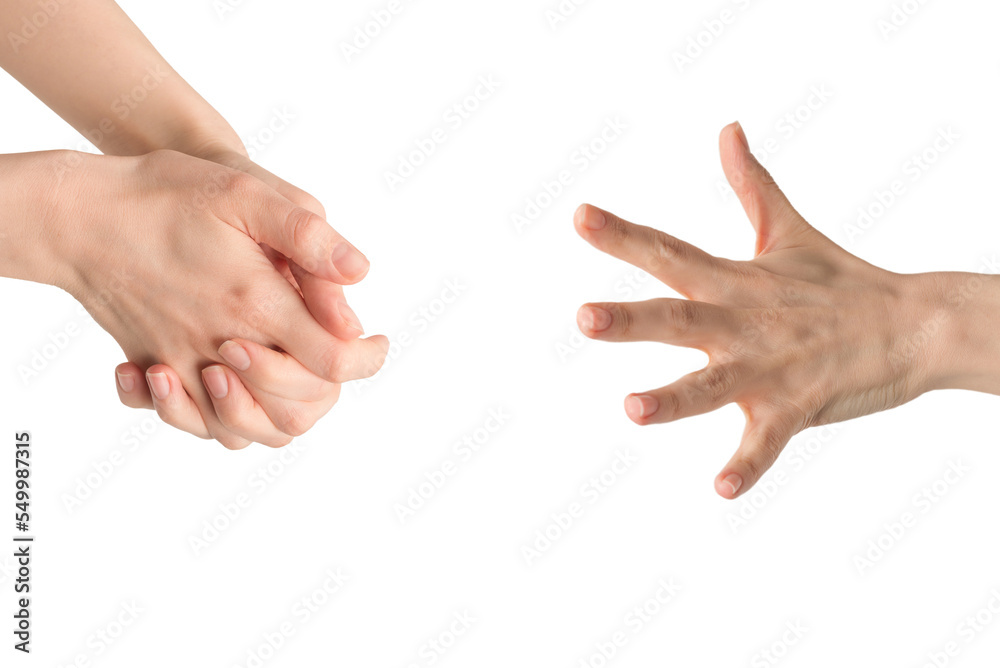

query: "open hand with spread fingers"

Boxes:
[575, 122, 967, 499]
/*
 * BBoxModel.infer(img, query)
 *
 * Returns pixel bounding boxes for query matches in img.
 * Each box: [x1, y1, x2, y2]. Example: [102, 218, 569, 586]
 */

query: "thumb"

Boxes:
[714, 414, 799, 500]
[719, 122, 811, 256]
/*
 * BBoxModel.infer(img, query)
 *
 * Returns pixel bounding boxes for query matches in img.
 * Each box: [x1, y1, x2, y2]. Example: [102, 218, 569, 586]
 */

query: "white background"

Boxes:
[2, 0, 1000, 665]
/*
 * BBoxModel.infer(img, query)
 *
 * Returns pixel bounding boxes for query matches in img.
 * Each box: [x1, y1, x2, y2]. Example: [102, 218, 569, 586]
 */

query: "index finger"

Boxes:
[574, 204, 731, 301]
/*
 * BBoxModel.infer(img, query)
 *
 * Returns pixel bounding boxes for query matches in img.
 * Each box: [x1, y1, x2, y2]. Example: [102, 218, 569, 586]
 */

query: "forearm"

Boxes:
[0, 0, 242, 156]
[916, 271, 1000, 395]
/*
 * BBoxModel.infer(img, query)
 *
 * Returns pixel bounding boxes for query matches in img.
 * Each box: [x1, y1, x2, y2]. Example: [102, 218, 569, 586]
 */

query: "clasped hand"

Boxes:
[58, 149, 389, 449]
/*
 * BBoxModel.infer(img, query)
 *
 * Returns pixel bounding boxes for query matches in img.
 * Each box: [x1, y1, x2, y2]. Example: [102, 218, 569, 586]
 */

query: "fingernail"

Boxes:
[722, 473, 743, 497]
[331, 243, 369, 280]
[338, 301, 364, 333]
[146, 372, 170, 401]
[203, 366, 229, 399]
[577, 205, 606, 231]
[734, 122, 749, 151]
[219, 340, 251, 371]
[625, 394, 658, 422]
[117, 372, 134, 393]
[580, 306, 612, 333]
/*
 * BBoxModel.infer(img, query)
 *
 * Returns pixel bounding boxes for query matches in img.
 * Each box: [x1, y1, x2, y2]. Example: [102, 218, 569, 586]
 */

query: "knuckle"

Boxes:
[288, 209, 327, 269]
[606, 213, 629, 240]
[698, 364, 738, 402]
[243, 284, 286, 324]
[285, 183, 327, 220]
[264, 433, 294, 449]
[214, 430, 250, 451]
[301, 378, 336, 403]
[274, 404, 313, 438]
[737, 454, 765, 483]
[704, 260, 746, 301]
[366, 349, 388, 379]
[757, 164, 778, 189]
[217, 406, 251, 435]
[316, 343, 350, 383]
[741, 419, 794, 482]
[756, 427, 786, 468]
[301, 193, 327, 220]
[795, 385, 826, 428]
[223, 170, 259, 200]
[152, 397, 178, 422]
[659, 391, 681, 420]
[650, 232, 682, 267]
[666, 300, 698, 334]
[724, 260, 761, 291]
[607, 303, 632, 337]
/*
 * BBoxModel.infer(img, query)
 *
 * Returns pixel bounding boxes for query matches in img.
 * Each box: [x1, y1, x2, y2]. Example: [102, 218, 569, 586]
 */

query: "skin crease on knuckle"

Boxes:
[262, 433, 294, 449]
[272, 403, 313, 439]
[213, 390, 297, 448]
[652, 232, 683, 269]
[658, 391, 681, 423]
[211, 427, 251, 451]
[610, 303, 633, 337]
[316, 342, 349, 385]
[697, 364, 740, 403]
[270, 369, 333, 404]
[642, 231, 685, 281]
[153, 401, 209, 441]
[288, 208, 325, 271]
[221, 170, 261, 208]
[737, 443, 771, 483]
[665, 299, 697, 336]
[217, 410, 253, 438]
[297, 191, 326, 220]
[758, 421, 792, 465]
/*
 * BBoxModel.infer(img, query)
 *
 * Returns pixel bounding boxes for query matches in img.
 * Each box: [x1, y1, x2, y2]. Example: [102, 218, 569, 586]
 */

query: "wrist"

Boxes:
[0, 150, 100, 290]
[908, 270, 1000, 395]
[30, 151, 137, 300]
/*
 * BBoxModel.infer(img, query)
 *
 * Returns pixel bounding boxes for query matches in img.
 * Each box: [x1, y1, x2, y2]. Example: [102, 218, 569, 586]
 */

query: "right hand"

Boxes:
[57, 149, 388, 449]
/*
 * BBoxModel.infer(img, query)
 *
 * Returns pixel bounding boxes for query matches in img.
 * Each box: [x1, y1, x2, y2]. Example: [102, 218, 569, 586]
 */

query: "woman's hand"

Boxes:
[113, 143, 373, 446]
[0, 0, 377, 444]
[576, 122, 955, 499]
[56, 149, 387, 449]
[182, 143, 365, 341]
[114, 339, 343, 448]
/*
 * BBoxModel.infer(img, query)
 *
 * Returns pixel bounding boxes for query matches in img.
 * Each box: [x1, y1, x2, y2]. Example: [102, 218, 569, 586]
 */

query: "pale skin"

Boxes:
[0, 0, 385, 447]
[576, 122, 1000, 499]
[0, 148, 388, 448]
